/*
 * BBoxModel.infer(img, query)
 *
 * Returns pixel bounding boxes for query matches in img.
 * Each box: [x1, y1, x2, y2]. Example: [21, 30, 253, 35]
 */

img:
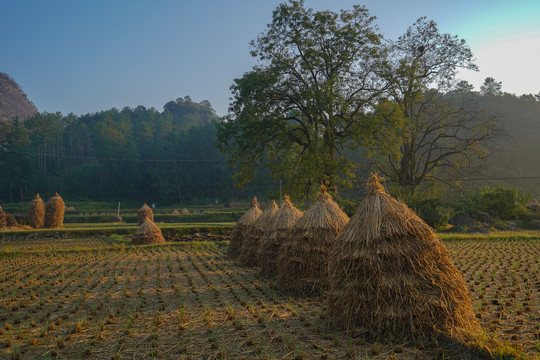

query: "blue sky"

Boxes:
[1, 0, 539, 116]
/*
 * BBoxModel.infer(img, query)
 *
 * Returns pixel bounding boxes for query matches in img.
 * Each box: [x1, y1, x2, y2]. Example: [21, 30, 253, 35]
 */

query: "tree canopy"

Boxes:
[217, 0, 395, 200]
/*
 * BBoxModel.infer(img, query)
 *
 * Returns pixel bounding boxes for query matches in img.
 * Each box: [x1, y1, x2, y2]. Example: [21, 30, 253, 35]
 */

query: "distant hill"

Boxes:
[0, 72, 38, 122]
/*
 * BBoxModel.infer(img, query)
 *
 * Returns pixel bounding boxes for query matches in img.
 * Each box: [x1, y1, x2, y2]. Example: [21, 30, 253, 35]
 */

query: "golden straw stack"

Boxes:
[28, 193, 45, 229]
[0, 206, 6, 228]
[238, 200, 279, 267]
[327, 174, 479, 339]
[258, 195, 303, 277]
[132, 219, 165, 245]
[44, 193, 65, 229]
[227, 197, 263, 259]
[277, 187, 349, 296]
[137, 203, 154, 225]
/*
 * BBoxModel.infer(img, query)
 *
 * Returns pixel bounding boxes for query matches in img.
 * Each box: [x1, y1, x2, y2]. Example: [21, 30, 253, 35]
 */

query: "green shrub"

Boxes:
[457, 184, 531, 220]
[388, 182, 452, 228]
[338, 199, 360, 218]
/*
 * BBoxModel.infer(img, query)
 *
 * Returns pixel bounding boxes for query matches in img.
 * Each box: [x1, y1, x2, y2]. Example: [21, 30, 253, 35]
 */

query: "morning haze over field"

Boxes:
[0, 1, 539, 359]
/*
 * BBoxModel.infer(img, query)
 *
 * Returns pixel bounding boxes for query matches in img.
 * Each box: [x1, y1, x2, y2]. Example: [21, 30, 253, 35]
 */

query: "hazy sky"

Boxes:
[2, 0, 539, 116]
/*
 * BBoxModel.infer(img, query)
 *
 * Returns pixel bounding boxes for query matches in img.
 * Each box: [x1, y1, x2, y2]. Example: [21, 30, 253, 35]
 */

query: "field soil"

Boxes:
[0, 237, 538, 359]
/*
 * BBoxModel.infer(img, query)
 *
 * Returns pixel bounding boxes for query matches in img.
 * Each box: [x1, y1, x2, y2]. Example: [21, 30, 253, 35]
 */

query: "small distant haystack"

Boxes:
[171, 209, 180, 215]
[28, 193, 45, 229]
[327, 174, 478, 339]
[238, 200, 279, 267]
[259, 196, 303, 277]
[277, 187, 349, 295]
[6, 213, 19, 227]
[137, 203, 154, 225]
[526, 198, 540, 212]
[132, 219, 165, 245]
[181, 208, 190, 215]
[45, 193, 65, 229]
[227, 197, 263, 259]
[0, 206, 6, 228]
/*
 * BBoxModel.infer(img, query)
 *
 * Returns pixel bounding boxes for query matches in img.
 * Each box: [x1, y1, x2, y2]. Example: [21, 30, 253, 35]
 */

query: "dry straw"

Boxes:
[227, 197, 263, 259]
[45, 193, 65, 229]
[28, 193, 45, 229]
[326, 174, 479, 339]
[172, 209, 180, 215]
[238, 200, 279, 266]
[137, 203, 154, 225]
[277, 187, 349, 296]
[259, 195, 303, 277]
[6, 213, 19, 227]
[132, 219, 165, 245]
[0, 205, 6, 228]
[526, 198, 540, 211]
[181, 208, 190, 215]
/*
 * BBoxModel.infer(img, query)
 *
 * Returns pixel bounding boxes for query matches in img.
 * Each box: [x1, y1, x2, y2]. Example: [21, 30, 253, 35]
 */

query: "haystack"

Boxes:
[227, 197, 263, 259]
[137, 203, 153, 224]
[0, 206, 6, 228]
[238, 200, 279, 266]
[277, 187, 349, 295]
[28, 193, 45, 229]
[526, 198, 540, 211]
[258, 196, 303, 277]
[181, 208, 190, 215]
[45, 193, 65, 228]
[171, 209, 180, 215]
[132, 219, 165, 245]
[326, 174, 478, 339]
[6, 213, 19, 227]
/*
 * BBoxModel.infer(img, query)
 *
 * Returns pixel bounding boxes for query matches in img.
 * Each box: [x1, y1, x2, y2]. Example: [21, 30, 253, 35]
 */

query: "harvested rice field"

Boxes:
[0, 238, 538, 359]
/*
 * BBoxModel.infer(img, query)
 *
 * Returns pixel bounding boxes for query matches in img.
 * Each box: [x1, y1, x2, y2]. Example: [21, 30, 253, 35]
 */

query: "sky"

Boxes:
[1, 0, 539, 116]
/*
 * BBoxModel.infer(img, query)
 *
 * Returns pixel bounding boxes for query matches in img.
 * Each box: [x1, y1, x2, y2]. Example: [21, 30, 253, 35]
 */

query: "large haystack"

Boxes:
[45, 193, 65, 229]
[132, 219, 165, 245]
[28, 193, 45, 229]
[238, 200, 279, 266]
[327, 174, 478, 339]
[259, 196, 303, 277]
[0, 206, 6, 228]
[227, 197, 263, 259]
[277, 188, 349, 295]
[137, 203, 154, 224]
[181, 208, 190, 215]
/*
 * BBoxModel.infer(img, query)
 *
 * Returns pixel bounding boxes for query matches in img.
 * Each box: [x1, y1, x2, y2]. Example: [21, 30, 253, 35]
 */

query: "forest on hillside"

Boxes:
[0, 90, 540, 207]
[0, 97, 247, 205]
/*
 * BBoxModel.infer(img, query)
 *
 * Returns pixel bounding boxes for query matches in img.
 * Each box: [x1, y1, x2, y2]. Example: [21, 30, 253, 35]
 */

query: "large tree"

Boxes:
[217, 0, 394, 200]
[373, 17, 502, 190]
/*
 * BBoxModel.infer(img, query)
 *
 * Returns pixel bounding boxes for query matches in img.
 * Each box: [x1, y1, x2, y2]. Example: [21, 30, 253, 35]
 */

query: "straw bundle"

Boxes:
[258, 196, 303, 277]
[6, 213, 18, 227]
[238, 200, 279, 266]
[181, 208, 190, 215]
[227, 197, 263, 259]
[526, 198, 540, 211]
[45, 193, 65, 229]
[171, 209, 180, 215]
[132, 219, 165, 245]
[326, 174, 478, 339]
[277, 188, 349, 295]
[28, 193, 45, 229]
[137, 203, 154, 225]
[0, 206, 6, 228]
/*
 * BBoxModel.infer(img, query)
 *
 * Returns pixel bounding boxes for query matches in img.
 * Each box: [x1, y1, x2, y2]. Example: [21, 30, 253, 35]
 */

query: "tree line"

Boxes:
[0, 97, 251, 205]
